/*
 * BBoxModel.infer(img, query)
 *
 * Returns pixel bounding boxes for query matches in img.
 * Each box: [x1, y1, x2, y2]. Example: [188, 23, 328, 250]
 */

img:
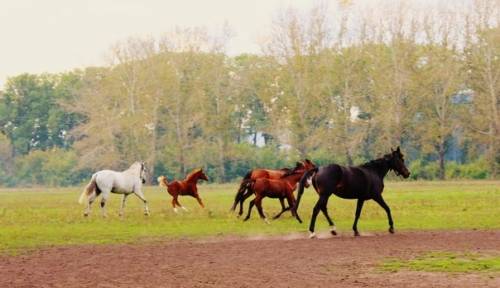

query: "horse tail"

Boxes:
[157, 176, 168, 187]
[294, 167, 318, 214]
[231, 171, 253, 211]
[78, 174, 97, 204]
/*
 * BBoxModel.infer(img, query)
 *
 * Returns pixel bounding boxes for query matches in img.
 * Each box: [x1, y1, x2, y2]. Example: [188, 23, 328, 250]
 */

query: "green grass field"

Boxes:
[0, 181, 499, 253]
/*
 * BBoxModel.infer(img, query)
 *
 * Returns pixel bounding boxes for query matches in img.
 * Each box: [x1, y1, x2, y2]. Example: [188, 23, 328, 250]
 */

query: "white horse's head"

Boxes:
[130, 161, 147, 184]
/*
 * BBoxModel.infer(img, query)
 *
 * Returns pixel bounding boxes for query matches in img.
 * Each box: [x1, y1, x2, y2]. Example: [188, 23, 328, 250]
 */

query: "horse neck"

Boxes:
[160, 177, 169, 187]
[362, 158, 390, 179]
[185, 173, 201, 184]
[125, 163, 141, 177]
[282, 173, 304, 189]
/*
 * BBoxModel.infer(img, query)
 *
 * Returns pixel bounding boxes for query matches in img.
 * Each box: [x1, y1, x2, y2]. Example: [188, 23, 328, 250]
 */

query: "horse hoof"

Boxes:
[144, 212, 150, 216]
[264, 218, 271, 224]
[181, 207, 188, 212]
[83, 213, 89, 217]
[389, 227, 395, 234]
[173, 208, 178, 213]
[243, 218, 249, 222]
[309, 232, 317, 239]
[354, 231, 360, 237]
[330, 226, 337, 236]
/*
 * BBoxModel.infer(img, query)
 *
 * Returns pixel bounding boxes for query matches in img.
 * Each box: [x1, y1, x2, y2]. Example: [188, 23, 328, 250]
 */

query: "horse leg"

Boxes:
[374, 195, 394, 234]
[119, 193, 129, 217]
[172, 196, 181, 213]
[243, 198, 255, 221]
[134, 190, 150, 216]
[286, 194, 302, 223]
[100, 191, 110, 218]
[254, 196, 269, 224]
[320, 204, 336, 235]
[353, 199, 365, 236]
[194, 194, 204, 208]
[272, 198, 288, 219]
[84, 192, 97, 217]
[238, 188, 253, 217]
[308, 194, 329, 238]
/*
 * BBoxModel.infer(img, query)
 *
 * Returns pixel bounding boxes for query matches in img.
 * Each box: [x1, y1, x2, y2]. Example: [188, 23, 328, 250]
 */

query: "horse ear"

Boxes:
[396, 146, 401, 152]
[391, 147, 394, 153]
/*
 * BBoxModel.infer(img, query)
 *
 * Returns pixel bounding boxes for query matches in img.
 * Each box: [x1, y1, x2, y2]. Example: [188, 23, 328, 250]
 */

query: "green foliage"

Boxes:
[0, 181, 498, 253]
[14, 149, 81, 186]
[410, 159, 489, 180]
[382, 252, 500, 273]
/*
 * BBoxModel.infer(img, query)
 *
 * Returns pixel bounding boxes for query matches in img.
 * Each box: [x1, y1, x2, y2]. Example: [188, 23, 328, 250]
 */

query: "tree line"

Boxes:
[0, 0, 498, 186]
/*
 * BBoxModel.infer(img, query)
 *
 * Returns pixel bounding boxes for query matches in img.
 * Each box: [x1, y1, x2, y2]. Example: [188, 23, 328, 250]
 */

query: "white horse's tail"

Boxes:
[79, 174, 98, 204]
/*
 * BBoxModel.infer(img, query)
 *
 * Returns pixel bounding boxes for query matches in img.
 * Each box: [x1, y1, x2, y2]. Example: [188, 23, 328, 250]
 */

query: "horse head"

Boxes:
[387, 146, 410, 178]
[140, 162, 147, 184]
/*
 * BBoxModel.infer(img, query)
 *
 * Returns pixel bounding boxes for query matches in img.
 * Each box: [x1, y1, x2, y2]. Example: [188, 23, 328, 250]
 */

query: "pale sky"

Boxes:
[0, 0, 463, 88]
[0, 0, 319, 88]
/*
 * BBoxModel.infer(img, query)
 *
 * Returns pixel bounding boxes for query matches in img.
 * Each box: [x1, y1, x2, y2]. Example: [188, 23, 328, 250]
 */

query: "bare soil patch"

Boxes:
[1, 230, 499, 287]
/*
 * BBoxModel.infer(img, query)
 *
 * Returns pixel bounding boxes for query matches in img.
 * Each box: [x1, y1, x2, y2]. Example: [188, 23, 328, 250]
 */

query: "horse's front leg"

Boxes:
[134, 189, 150, 216]
[308, 193, 330, 238]
[194, 194, 204, 208]
[272, 198, 288, 219]
[119, 193, 129, 217]
[373, 195, 394, 234]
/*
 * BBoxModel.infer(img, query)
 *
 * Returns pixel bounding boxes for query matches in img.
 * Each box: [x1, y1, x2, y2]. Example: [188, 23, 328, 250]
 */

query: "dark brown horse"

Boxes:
[231, 159, 315, 216]
[294, 147, 410, 238]
[158, 168, 209, 212]
[243, 165, 308, 223]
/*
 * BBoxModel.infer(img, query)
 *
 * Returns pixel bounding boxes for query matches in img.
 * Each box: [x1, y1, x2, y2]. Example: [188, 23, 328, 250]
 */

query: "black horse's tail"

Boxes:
[231, 171, 252, 211]
[294, 167, 318, 215]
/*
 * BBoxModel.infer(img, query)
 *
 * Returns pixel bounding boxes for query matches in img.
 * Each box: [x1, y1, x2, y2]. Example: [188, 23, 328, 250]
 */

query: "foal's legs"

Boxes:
[254, 196, 269, 224]
[353, 199, 365, 236]
[373, 196, 394, 234]
[134, 190, 150, 215]
[119, 193, 129, 217]
[194, 194, 204, 208]
[272, 198, 289, 220]
[243, 199, 256, 221]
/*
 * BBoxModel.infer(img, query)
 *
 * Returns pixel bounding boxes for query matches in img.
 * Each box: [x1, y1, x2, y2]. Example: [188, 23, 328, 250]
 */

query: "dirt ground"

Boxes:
[1, 230, 499, 288]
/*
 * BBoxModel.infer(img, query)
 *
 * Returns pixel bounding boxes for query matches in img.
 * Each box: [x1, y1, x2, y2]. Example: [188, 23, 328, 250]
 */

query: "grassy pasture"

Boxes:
[0, 180, 498, 253]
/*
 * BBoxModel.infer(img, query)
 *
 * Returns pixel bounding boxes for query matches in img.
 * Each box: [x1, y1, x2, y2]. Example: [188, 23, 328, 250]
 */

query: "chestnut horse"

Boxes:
[231, 159, 315, 216]
[294, 147, 410, 238]
[243, 165, 308, 223]
[157, 168, 208, 212]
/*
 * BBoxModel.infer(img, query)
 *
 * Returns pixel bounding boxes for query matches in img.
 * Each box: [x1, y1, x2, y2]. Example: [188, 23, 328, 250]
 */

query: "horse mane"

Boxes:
[185, 168, 202, 181]
[361, 154, 390, 170]
[279, 167, 292, 172]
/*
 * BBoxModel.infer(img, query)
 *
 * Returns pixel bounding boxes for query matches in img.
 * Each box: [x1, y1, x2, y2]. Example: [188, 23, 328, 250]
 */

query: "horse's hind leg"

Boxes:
[100, 191, 110, 218]
[243, 199, 256, 221]
[119, 194, 129, 217]
[238, 188, 253, 217]
[373, 196, 394, 234]
[84, 192, 98, 217]
[352, 199, 365, 236]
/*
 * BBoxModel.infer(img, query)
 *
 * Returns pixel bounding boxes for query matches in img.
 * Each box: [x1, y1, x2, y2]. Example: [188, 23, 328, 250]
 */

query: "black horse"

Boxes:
[294, 147, 410, 238]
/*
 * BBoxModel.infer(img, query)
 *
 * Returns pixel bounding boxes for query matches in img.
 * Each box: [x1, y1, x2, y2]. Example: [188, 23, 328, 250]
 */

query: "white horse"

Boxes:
[78, 161, 150, 217]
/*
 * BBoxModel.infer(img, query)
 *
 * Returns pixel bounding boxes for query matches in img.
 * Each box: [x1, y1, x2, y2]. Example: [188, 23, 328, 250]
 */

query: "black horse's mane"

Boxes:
[360, 154, 391, 170]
